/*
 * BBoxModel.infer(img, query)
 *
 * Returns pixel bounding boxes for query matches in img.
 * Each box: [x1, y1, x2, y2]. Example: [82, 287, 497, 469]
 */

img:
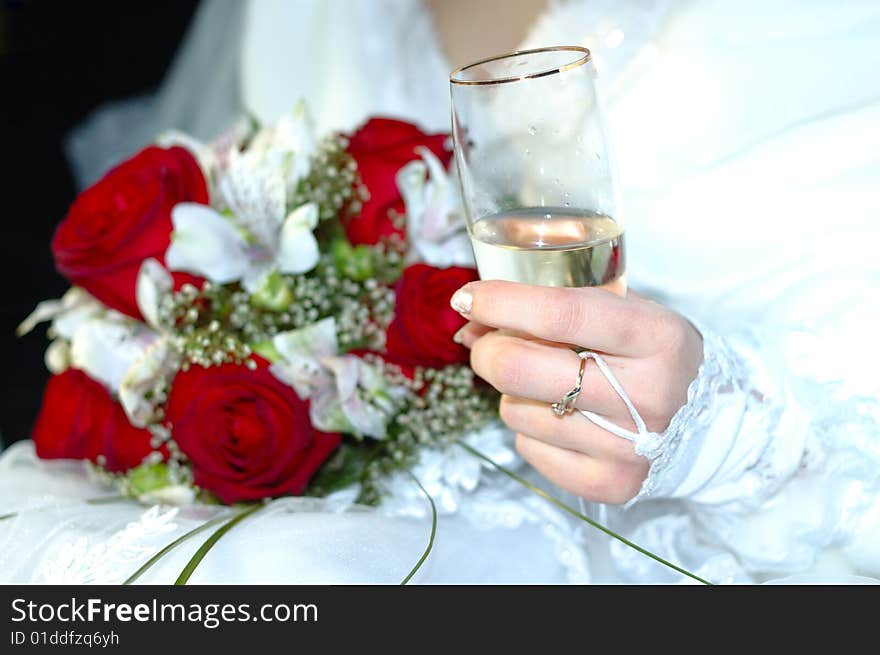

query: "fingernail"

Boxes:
[450, 288, 473, 314]
[452, 326, 466, 344]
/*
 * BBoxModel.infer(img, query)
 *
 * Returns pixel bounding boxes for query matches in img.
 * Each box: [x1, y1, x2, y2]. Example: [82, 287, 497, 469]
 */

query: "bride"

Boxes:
[4, 0, 879, 584]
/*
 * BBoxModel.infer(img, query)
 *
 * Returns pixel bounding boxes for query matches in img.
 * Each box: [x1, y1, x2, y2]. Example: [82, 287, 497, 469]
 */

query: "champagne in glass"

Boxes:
[450, 46, 625, 296]
[469, 207, 626, 293]
[450, 47, 622, 526]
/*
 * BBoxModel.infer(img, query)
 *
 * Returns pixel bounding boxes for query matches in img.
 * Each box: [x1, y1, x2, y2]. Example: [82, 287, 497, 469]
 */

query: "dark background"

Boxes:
[0, 0, 199, 446]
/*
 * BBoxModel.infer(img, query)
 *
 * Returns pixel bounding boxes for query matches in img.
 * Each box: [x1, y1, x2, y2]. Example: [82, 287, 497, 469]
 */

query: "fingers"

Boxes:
[515, 433, 647, 504]
[469, 330, 635, 418]
[499, 395, 643, 463]
[450, 280, 671, 356]
[453, 321, 491, 348]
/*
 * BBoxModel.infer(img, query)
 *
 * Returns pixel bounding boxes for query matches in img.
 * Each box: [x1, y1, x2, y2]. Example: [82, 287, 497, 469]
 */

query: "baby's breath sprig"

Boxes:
[355, 361, 500, 505]
[293, 134, 361, 222]
[159, 256, 398, 362]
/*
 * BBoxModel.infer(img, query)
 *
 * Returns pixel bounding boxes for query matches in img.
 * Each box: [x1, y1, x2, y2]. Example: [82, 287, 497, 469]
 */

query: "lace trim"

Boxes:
[631, 325, 741, 501]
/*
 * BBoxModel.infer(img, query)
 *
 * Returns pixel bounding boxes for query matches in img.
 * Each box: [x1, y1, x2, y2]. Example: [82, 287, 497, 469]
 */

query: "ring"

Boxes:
[551, 351, 589, 417]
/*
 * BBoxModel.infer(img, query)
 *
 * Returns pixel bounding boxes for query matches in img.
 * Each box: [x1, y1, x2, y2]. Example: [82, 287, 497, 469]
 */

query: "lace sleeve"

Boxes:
[623, 322, 880, 577]
[632, 326, 809, 509]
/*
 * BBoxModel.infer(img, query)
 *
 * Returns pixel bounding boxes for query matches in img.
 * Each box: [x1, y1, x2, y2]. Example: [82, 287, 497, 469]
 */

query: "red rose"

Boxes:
[384, 264, 478, 369]
[166, 360, 340, 503]
[52, 146, 209, 319]
[32, 368, 156, 472]
[345, 118, 451, 245]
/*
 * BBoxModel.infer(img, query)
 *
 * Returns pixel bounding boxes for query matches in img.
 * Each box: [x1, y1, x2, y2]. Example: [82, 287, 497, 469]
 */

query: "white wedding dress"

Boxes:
[4, 0, 880, 584]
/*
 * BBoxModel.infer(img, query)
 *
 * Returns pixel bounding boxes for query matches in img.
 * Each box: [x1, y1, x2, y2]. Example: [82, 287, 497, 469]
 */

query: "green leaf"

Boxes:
[123, 513, 230, 585]
[250, 339, 283, 363]
[400, 471, 437, 585]
[306, 442, 371, 497]
[331, 240, 374, 281]
[457, 441, 713, 585]
[126, 463, 172, 496]
[250, 271, 294, 311]
[174, 503, 264, 585]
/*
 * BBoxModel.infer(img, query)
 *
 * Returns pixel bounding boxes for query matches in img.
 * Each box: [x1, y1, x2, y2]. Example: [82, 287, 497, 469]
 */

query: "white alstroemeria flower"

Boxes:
[119, 335, 180, 428]
[70, 316, 161, 394]
[267, 319, 404, 439]
[246, 100, 317, 197]
[18, 287, 122, 375]
[166, 103, 320, 293]
[157, 116, 253, 186]
[397, 146, 475, 267]
[135, 258, 173, 331]
[309, 355, 407, 439]
[167, 201, 319, 293]
[118, 260, 187, 426]
[269, 317, 338, 399]
[44, 339, 71, 374]
[17, 287, 105, 339]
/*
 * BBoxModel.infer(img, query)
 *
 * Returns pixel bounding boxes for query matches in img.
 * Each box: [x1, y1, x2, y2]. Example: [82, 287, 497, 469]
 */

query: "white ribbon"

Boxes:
[577, 351, 658, 447]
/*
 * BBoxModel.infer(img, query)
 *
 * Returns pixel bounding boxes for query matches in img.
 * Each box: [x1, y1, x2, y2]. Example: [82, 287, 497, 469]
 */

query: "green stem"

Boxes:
[399, 471, 437, 585]
[123, 513, 231, 585]
[86, 495, 128, 505]
[174, 504, 264, 585]
[457, 441, 712, 585]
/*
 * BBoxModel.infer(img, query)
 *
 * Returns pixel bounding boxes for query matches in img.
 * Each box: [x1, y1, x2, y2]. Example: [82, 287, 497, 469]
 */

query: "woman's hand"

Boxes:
[450, 281, 703, 504]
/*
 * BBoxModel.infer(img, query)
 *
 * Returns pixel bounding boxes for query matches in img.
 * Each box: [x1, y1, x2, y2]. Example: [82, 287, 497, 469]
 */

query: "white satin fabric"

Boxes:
[11, 0, 880, 584]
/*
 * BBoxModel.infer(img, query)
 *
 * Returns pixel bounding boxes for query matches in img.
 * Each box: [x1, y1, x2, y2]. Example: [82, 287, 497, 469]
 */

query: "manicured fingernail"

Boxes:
[452, 326, 466, 344]
[450, 288, 473, 314]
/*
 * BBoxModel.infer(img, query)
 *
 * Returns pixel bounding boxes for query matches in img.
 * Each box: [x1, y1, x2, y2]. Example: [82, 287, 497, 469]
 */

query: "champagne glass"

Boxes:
[450, 47, 622, 526]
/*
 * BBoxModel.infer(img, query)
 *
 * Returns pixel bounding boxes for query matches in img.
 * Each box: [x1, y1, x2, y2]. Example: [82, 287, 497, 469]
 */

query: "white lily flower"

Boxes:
[397, 146, 475, 267]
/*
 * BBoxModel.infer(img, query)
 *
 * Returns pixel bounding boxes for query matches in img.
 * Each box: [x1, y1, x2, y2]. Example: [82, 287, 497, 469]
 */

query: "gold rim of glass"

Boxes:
[449, 45, 592, 86]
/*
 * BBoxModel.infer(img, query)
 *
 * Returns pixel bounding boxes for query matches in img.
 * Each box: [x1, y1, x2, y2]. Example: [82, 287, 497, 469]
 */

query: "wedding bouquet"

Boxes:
[19, 103, 499, 507]
[17, 103, 708, 584]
